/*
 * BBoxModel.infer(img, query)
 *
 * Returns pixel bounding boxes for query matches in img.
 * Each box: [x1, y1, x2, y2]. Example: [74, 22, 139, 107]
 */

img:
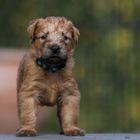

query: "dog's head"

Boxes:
[27, 17, 80, 72]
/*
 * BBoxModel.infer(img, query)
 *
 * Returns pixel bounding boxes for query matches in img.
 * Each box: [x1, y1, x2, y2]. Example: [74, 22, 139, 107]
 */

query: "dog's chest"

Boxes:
[37, 74, 63, 106]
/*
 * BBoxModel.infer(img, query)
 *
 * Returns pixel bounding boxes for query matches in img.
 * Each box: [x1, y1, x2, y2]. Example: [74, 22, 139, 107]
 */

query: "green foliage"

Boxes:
[1, 0, 140, 132]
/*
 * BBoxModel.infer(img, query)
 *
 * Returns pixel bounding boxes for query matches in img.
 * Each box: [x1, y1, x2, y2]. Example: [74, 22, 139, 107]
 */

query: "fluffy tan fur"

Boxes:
[16, 17, 85, 137]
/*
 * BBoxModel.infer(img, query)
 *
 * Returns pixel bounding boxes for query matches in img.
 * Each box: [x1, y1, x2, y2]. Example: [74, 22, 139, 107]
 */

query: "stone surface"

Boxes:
[0, 134, 140, 140]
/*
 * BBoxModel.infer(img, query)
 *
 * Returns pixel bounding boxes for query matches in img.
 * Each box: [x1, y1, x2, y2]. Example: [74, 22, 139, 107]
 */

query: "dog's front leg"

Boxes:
[16, 94, 37, 137]
[57, 90, 85, 136]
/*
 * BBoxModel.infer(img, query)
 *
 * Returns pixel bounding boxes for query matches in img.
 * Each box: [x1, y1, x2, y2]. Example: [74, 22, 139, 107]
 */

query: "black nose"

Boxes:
[50, 45, 60, 54]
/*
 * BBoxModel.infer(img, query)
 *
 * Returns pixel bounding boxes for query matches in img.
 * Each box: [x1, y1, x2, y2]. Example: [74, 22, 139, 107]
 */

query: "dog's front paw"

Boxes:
[16, 128, 37, 137]
[64, 126, 85, 136]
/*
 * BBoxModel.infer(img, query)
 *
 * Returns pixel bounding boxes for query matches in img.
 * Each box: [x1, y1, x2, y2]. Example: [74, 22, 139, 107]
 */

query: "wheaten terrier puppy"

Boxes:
[16, 17, 85, 136]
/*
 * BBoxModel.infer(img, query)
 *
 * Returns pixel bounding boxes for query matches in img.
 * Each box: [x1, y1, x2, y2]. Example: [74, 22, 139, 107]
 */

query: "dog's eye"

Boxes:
[62, 32, 71, 42]
[40, 32, 48, 40]
[64, 35, 69, 41]
[40, 34, 47, 40]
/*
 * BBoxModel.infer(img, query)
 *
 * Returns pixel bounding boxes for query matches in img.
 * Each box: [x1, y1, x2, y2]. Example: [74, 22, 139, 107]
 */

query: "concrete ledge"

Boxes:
[0, 134, 140, 140]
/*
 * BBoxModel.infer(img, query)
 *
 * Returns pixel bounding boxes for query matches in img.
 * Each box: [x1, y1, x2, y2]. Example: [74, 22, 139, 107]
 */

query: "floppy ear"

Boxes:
[72, 25, 80, 44]
[27, 19, 41, 42]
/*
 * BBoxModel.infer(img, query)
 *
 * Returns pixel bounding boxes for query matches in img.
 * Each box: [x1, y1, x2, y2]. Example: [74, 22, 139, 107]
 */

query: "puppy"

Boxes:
[16, 17, 85, 136]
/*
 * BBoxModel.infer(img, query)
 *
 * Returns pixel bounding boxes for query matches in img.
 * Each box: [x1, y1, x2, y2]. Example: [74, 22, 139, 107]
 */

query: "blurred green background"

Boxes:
[1, 0, 140, 133]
